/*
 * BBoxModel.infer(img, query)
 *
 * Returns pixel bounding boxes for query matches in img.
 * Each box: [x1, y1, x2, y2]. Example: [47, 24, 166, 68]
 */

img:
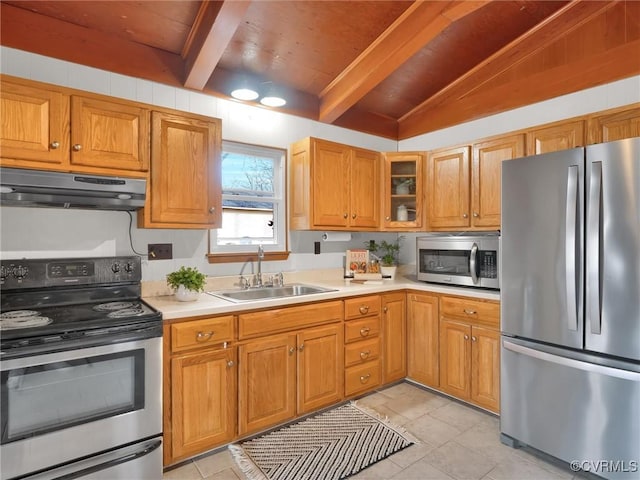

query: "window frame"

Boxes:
[207, 140, 289, 263]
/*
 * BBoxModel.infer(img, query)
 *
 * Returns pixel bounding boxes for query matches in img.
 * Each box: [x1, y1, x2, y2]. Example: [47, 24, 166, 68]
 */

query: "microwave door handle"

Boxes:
[565, 165, 579, 331]
[470, 243, 478, 284]
[587, 161, 602, 334]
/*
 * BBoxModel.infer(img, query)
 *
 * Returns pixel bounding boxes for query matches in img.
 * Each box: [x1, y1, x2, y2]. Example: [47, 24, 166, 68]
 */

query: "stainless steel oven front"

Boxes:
[416, 232, 500, 290]
[1, 336, 162, 480]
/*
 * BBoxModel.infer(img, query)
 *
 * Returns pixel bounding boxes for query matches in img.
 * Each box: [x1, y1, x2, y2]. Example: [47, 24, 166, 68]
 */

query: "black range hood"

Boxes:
[0, 167, 147, 211]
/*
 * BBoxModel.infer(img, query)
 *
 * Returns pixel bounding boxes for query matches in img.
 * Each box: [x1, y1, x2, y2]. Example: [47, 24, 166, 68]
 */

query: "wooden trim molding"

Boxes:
[207, 251, 290, 264]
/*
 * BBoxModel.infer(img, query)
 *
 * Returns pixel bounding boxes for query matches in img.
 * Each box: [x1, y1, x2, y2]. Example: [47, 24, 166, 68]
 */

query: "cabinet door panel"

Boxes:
[350, 148, 380, 228]
[526, 120, 585, 155]
[238, 334, 296, 435]
[472, 135, 524, 228]
[471, 326, 500, 412]
[587, 106, 640, 143]
[382, 293, 406, 384]
[439, 320, 471, 399]
[71, 96, 149, 173]
[297, 325, 343, 413]
[171, 349, 236, 459]
[149, 111, 220, 226]
[407, 293, 439, 387]
[428, 146, 470, 228]
[0, 82, 69, 168]
[312, 140, 349, 227]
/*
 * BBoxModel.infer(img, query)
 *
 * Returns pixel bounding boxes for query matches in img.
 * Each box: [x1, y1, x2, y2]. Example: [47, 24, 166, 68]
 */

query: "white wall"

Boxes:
[0, 47, 399, 280]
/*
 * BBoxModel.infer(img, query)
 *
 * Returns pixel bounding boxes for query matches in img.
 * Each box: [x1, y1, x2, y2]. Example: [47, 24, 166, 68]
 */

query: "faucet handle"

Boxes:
[273, 272, 284, 287]
[239, 275, 250, 289]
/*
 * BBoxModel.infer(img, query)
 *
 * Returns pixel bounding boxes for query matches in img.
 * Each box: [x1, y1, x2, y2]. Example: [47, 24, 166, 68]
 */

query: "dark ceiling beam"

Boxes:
[399, 0, 617, 137]
[318, 0, 491, 124]
[182, 1, 251, 90]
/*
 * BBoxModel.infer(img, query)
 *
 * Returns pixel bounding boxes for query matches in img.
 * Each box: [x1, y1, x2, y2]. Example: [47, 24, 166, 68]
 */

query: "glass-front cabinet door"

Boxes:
[382, 152, 424, 230]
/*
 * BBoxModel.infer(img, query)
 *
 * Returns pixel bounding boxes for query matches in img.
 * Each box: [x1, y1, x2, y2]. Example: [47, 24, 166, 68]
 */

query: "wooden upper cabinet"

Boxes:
[70, 96, 149, 174]
[587, 105, 640, 144]
[427, 145, 470, 229]
[289, 137, 380, 230]
[472, 134, 524, 229]
[139, 111, 221, 229]
[526, 119, 585, 155]
[382, 152, 424, 230]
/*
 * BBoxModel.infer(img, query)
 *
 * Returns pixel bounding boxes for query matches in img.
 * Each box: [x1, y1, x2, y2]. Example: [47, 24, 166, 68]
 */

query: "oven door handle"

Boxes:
[35, 439, 161, 480]
[469, 242, 478, 284]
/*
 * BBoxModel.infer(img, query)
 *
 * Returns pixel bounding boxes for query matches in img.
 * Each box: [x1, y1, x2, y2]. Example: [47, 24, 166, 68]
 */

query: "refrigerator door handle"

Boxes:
[565, 165, 579, 331]
[503, 340, 640, 382]
[469, 242, 478, 284]
[587, 161, 603, 334]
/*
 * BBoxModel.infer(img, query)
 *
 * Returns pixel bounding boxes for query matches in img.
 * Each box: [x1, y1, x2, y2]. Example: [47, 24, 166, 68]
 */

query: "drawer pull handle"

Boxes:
[360, 350, 370, 360]
[359, 305, 369, 314]
[360, 374, 371, 384]
[196, 331, 214, 341]
[227, 360, 234, 368]
[360, 327, 371, 337]
[463, 309, 477, 315]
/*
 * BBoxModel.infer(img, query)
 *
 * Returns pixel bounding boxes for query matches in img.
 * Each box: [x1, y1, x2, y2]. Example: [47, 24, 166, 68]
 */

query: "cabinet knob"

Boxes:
[298, 344, 305, 352]
[289, 346, 296, 355]
[385, 216, 390, 221]
[343, 213, 348, 219]
[72, 144, 82, 152]
[472, 336, 477, 342]
[227, 360, 234, 368]
[360, 350, 370, 360]
[196, 331, 214, 341]
[359, 374, 371, 384]
[462, 213, 468, 218]
[358, 305, 369, 314]
[383, 306, 388, 313]
[209, 207, 216, 213]
[464, 334, 470, 340]
[473, 212, 479, 218]
[352, 213, 356, 219]
[50, 141, 60, 149]
[360, 326, 371, 337]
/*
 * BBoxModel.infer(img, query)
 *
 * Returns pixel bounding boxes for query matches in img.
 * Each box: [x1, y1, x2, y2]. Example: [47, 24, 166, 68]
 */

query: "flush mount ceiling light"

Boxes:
[260, 96, 287, 107]
[231, 87, 259, 101]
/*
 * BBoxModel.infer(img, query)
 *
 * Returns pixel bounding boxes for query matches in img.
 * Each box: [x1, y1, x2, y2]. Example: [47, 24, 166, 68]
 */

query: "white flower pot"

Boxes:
[380, 265, 397, 280]
[175, 285, 200, 302]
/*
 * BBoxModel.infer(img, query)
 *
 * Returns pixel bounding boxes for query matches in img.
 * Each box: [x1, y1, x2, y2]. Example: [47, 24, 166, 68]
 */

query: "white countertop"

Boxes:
[145, 273, 500, 321]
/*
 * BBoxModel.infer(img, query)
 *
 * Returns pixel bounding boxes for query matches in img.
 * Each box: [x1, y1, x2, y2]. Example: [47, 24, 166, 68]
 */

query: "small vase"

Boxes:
[175, 285, 200, 302]
[380, 265, 397, 280]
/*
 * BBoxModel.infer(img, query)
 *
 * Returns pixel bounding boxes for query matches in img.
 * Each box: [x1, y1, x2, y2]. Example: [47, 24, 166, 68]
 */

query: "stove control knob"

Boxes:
[13, 265, 28, 280]
[0, 265, 7, 282]
[111, 263, 121, 273]
[124, 262, 134, 273]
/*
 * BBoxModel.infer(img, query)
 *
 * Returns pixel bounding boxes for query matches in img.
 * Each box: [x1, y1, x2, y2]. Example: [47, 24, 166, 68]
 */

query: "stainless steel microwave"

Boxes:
[416, 232, 500, 290]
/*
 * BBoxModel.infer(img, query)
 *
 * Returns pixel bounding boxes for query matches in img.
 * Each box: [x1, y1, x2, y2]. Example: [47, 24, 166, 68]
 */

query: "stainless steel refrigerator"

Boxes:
[500, 137, 640, 479]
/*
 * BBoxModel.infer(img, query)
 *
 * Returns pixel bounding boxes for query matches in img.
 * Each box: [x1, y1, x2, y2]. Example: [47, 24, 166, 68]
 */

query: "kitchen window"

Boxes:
[208, 141, 288, 261]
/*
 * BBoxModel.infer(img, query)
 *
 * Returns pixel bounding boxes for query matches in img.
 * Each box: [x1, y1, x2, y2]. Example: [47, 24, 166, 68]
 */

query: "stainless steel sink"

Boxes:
[206, 283, 337, 303]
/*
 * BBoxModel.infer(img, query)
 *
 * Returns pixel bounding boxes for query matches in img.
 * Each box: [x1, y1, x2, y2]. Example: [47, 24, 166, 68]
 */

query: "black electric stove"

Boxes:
[0, 256, 162, 358]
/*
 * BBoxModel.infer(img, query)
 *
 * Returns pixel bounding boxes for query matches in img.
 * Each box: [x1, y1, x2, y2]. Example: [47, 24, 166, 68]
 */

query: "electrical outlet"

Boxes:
[148, 243, 173, 260]
[314, 241, 321, 254]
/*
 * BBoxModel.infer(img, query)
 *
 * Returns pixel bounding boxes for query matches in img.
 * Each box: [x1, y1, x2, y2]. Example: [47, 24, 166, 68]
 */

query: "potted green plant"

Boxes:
[365, 237, 403, 279]
[166, 266, 206, 302]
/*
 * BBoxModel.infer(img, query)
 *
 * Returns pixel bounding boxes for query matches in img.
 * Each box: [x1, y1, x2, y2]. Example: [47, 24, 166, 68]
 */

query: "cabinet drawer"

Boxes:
[441, 296, 499, 327]
[239, 301, 342, 339]
[171, 316, 234, 352]
[344, 316, 380, 344]
[344, 338, 380, 367]
[345, 360, 381, 396]
[344, 295, 381, 320]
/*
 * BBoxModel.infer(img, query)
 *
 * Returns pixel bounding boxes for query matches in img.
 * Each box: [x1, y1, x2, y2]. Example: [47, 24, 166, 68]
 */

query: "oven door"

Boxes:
[0, 337, 162, 480]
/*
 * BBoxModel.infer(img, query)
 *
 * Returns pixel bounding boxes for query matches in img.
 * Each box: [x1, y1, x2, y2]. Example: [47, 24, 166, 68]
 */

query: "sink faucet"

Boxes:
[255, 245, 264, 288]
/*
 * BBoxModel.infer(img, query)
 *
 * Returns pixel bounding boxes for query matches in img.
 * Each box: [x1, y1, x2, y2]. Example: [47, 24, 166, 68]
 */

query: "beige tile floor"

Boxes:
[163, 382, 584, 480]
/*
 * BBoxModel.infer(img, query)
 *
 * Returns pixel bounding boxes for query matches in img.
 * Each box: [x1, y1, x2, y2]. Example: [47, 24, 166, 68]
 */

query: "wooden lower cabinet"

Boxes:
[406, 292, 439, 387]
[238, 324, 343, 436]
[170, 348, 236, 460]
[381, 293, 406, 383]
[439, 295, 500, 413]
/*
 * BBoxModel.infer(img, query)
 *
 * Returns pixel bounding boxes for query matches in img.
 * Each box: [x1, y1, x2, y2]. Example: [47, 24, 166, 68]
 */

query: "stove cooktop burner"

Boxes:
[93, 302, 137, 312]
[107, 307, 145, 319]
[0, 310, 53, 330]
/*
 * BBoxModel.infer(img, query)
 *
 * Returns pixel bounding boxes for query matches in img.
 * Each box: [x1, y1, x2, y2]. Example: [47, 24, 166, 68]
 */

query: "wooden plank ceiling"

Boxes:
[1, 0, 639, 140]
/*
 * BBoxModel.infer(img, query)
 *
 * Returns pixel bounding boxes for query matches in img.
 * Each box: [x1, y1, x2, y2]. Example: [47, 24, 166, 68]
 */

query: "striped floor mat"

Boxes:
[229, 402, 417, 480]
